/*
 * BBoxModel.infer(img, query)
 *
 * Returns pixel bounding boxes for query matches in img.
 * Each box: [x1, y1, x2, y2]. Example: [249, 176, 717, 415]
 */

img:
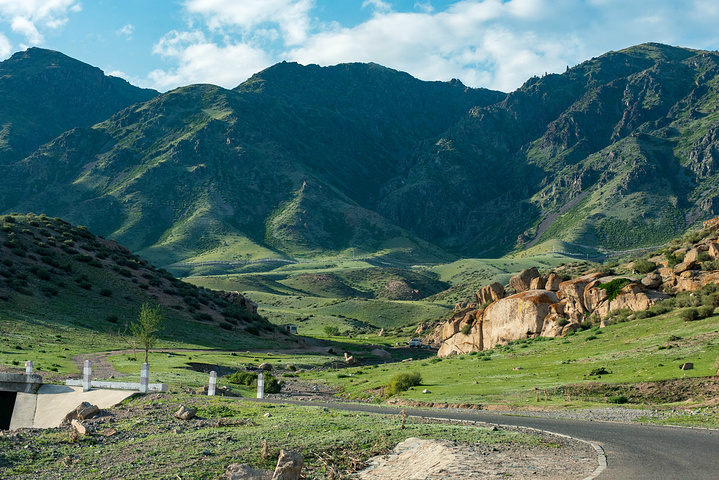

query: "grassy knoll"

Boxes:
[0, 393, 549, 479]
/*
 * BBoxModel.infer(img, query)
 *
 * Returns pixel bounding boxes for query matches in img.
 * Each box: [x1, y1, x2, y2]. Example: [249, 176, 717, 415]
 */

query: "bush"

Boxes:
[386, 372, 422, 397]
[597, 278, 631, 301]
[633, 259, 656, 274]
[698, 305, 715, 319]
[608, 395, 629, 404]
[680, 308, 699, 321]
[460, 323, 473, 335]
[264, 374, 283, 393]
[324, 325, 340, 336]
[100, 288, 112, 297]
[106, 314, 119, 323]
[227, 371, 257, 386]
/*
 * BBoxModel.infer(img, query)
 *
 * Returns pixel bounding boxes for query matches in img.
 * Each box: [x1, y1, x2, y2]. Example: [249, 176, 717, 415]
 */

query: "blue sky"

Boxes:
[1, 0, 718, 93]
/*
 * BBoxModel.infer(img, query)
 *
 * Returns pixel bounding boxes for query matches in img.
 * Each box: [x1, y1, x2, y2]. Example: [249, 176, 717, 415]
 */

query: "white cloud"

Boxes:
[0, 32, 10, 57]
[117, 24, 134, 40]
[150, 30, 272, 90]
[362, 0, 392, 14]
[183, 0, 313, 45]
[0, 0, 80, 45]
[148, 0, 719, 92]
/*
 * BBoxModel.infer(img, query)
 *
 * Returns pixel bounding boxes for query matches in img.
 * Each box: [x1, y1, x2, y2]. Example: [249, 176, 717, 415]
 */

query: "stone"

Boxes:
[175, 405, 197, 420]
[481, 290, 559, 349]
[529, 275, 547, 290]
[371, 349, 392, 359]
[681, 362, 694, 371]
[557, 273, 603, 322]
[509, 267, 539, 293]
[423, 389, 431, 394]
[475, 282, 505, 305]
[272, 450, 304, 480]
[674, 261, 699, 274]
[222, 464, 272, 480]
[71, 419, 87, 436]
[75, 401, 100, 420]
[641, 273, 663, 289]
[258, 363, 273, 371]
[545, 273, 561, 291]
[684, 246, 708, 263]
[583, 280, 608, 312]
[220, 290, 259, 315]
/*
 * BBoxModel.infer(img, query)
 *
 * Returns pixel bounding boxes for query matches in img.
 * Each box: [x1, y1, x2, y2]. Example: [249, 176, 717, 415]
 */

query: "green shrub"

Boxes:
[633, 259, 656, 274]
[106, 315, 119, 324]
[588, 367, 610, 376]
[698, 305, 715, 319]
[460, 323, 473, 335]
[680, 308, 699, 321]
[227, 371, 257, 386]
[608, 395, 629, 404]
[324, 325, 340, 336]
[100, 288, 112, 297]
[264, 374, 283, 393]
[597, 278, 631, 301]
[386, 372, 422, 397]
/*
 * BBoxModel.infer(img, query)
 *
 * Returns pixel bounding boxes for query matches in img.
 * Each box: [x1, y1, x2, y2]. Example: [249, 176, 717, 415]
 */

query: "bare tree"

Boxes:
[131, 303, 165, 364]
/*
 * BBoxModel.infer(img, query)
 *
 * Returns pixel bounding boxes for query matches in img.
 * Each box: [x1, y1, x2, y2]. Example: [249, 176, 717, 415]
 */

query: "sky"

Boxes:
[0, 0, 718, 93]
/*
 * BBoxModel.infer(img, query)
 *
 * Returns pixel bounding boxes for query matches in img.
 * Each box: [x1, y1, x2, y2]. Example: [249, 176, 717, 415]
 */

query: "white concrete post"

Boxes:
[82, 360, 92, 392]
[140, 363, 149, 393]
[25, 360, 33, 375]
[208, 371, 217, 396]
[257, 373, 265, 399]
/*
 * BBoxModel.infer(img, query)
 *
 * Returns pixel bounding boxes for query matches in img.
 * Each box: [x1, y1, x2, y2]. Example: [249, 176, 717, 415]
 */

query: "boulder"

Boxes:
[583, 280, 608, 312]
[684, 246, 709, 263]
[371, 349, 392, 359]
[475, 282, 505, 305]
[272, 450, 304, 480]
[76, 402, 100, 420]
[481, 290, 559, 349]
[674, 261, 699, 274]
[641, 273, 663, 289]
[708, 243, 719, 259]
[557, 273, 603, 322]
[437, 319, 483, 357]
[545, 273, 561, 291]
[529, 275, 547, 290]
[71, 419, 87, 436]
[175, 405, 197, 420]
[681, 362, 694, 371]
[220, 290, 259, 315]
[258, 363, 273, 371]
[509, 267, 539, 293]
[594, 284, 668, 318]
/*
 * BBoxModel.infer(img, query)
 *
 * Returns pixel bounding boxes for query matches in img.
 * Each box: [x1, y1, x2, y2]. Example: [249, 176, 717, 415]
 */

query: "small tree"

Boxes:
[324, 325, 340, 336]
[131, 303, 165, 364]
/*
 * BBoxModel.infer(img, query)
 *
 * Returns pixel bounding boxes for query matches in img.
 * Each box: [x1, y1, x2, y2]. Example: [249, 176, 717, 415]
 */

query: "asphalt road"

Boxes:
[250, 398, 719, 479]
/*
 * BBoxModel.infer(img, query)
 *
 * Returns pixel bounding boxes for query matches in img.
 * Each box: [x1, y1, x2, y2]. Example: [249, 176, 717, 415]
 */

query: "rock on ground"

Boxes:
[357, 436, 597, 480]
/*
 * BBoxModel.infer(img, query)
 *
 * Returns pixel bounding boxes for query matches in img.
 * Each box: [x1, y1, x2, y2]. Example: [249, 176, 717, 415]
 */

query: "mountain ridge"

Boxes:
[2, 44, 719, 264]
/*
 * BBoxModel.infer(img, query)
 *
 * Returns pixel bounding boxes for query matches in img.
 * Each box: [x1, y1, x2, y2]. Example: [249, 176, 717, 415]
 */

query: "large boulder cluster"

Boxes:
[435, 218, 719, 357]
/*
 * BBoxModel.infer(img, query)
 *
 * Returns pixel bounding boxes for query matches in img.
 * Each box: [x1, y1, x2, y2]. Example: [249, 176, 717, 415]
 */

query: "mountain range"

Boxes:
[1, 43, 719, 266]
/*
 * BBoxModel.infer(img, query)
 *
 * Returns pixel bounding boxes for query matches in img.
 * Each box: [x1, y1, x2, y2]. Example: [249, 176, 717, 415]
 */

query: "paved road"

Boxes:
[249, 398, 719, 479]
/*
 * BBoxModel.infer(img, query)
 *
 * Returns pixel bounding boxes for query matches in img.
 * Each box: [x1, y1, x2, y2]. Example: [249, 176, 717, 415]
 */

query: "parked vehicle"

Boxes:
[408, 338, 422, 347]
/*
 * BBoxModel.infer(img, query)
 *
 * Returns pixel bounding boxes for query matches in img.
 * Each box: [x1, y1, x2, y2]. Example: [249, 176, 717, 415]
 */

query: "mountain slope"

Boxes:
[4, 44, 719, 262]
[0, 48, 158, 164]
[0, 62, 502, 265]
[0, 213, 280, 349]
[377, 43, 719, 255]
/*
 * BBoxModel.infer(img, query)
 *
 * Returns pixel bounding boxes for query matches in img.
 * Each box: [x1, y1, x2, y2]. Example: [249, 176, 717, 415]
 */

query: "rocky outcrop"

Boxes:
[219, 291, 258, 315]
[435, 271, 669, 357]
